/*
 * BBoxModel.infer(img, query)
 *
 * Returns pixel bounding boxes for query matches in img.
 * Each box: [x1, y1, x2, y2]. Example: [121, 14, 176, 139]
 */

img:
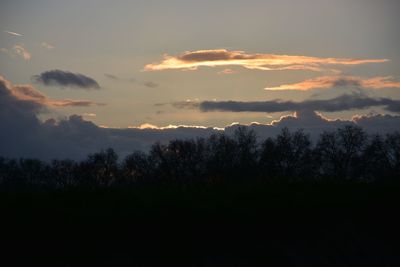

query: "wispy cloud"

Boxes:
[33, 70, 100, 89]
[104, 73, 120, 81]
[41, 42, 55, 50]
[265, 76, 400, 91]
[4, 30, 23, 37]
[12, 44, 31, 60]
[104, 73, 158, 88]
[144, 49, 388, 72]
[1, 44, 31, 60]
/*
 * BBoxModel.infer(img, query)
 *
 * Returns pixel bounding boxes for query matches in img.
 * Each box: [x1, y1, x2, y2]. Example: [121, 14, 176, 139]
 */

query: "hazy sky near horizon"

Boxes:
[1, 0, 400, 128]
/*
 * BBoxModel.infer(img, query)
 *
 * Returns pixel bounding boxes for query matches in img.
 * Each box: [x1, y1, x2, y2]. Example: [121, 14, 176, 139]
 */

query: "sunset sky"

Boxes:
[1, 0, 400, 159]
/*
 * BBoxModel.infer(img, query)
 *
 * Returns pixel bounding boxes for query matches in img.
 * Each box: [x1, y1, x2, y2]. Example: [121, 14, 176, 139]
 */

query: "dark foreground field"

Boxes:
[1, 183, 399, 267]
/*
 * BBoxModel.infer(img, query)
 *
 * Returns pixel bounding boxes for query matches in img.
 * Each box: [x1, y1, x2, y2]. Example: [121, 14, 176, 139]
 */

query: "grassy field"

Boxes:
[1, 182, 399, 266]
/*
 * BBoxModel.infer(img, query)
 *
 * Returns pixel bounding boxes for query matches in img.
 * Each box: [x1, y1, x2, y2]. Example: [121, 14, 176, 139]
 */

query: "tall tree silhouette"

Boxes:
[259, 128, 313, 182]
[51, 159, 77, 188]
[233, 127, 258, 179]
[122, 151, 152, 184]
[316, 125, 366, 181]
[205, 134, 237, 183]
[78, 148, 119, 188]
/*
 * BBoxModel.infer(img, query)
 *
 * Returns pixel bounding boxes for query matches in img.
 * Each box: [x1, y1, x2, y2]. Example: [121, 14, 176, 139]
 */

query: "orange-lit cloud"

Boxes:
[1, 75, 100, 108]
[11, 84, 98, 107]
[265, 76, 400, 91]
[144, 49, 388, 72]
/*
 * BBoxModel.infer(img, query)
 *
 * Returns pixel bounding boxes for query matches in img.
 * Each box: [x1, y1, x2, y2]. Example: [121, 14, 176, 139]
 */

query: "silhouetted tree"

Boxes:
[259, 137, 278, 180]
[205, 133, 237, 183]
[51, 159, 77, 188]
[233, 127, 258, 179]
[1, 126, 400, 190]
[0, 158, 20, 189]
[259, 128, 313, 182]
[316, 125, 366, 182]
[122, 151, 153, 184]
[17, 158, 51, 188]
[78, 148, 119, 188]
[148, 142, 171, 183]
[384, 132, 400, 180]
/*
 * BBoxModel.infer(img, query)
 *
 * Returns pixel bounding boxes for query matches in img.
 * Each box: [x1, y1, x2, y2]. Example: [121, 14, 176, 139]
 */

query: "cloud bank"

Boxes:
[144, 49, 388, 72]
[2, 75, 400, 161]
[33, 70, 100, 89]
[183, 95, 400, 113]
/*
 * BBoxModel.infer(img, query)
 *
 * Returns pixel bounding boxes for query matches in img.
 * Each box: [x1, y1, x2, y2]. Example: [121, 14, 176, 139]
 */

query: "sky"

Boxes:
[1, 0, 400, 159]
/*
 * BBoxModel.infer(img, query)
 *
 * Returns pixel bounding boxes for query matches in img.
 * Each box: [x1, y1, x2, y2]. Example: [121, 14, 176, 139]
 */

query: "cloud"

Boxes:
[1, 44, 31, 60]
[171, 100, 200, 109]
[130, 123, 223, 131]
[0, 75, 100, 109]
[104, 74, 158, 88]
[33, 70, 100, 89]
[4, 30, 23, 37]
[12, 44, 31, 60]
[218, 68, 237, 75]
[3, 107, 400, 161]
[41, 42, 55, 50]
[2, 75, 400, 160]
[104, 73, 120, 81]
[142, 81, 158, 88]
[225, 111, 400, 141]
[2, 75, 400, 161]
[0, 76, 43, 116]
[83, 113, 97, 117]
[144, 49, 388, 72]
[172, 94, 400, 113]
[266, 75, 400, 91]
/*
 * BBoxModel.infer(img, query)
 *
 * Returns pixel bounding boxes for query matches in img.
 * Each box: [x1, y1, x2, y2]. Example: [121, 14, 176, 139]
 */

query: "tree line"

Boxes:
[1, 125, 399, 190]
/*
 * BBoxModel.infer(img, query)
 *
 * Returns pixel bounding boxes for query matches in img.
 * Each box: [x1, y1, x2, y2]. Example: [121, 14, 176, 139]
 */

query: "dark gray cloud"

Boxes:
[33, 70, 100, 89]
[197, 94, 400, 113]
